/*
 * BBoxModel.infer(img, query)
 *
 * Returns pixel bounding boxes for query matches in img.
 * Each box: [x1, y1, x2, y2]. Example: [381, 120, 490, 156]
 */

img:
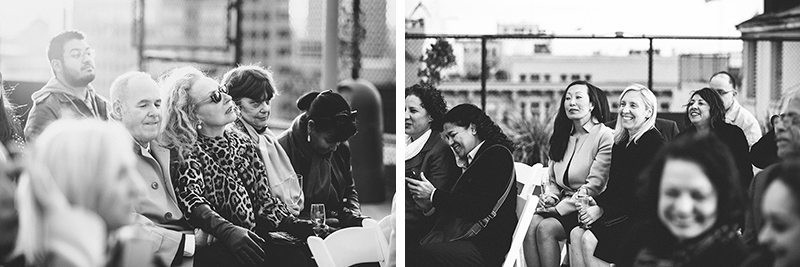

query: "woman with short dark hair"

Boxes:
[407, 103, 516, 267]
[404, 83, 460, 248]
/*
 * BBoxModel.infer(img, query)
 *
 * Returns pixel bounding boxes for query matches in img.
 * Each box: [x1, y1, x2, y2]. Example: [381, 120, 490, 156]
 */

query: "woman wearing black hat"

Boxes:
[278, 90, 365, 228]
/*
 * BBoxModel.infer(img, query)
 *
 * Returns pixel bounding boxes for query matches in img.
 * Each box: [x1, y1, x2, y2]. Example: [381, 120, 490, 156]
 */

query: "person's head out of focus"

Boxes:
[775, 91, 800, 159]
[296, 90, 357, 155]
[405, 83, 448, 141]
[222, 64, 276, 130]
[638, 134, 744, 242]
[110, 72, 162, 144]
[159, 66, 236, 159]
[759, 160, 800, 267]
[436, 103, 513, 159]
[48, 30, 95, 88]
[614, 83, 657, 144]
[709, 71, 738, 111]
[686, 88, 726, 131]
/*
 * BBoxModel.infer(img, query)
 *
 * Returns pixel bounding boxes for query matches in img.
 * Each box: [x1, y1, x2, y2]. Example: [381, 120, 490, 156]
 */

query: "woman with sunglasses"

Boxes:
[222, 65, 304, 216]
[278, 90, 364, 228]
[160, 66, 315, 267]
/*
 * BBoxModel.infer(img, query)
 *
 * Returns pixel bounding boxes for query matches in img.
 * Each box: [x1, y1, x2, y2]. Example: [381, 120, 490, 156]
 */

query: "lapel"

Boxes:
[150, 141, 178, 201]
[452, 142, 495, 188]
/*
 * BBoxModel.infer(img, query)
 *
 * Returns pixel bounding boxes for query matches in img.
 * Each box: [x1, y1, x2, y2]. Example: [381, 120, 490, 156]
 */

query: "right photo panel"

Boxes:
[403, 0, 799, 266]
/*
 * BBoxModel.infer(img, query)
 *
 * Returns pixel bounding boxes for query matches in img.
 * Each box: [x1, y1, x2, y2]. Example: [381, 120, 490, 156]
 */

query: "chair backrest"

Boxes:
[514, 162, 545, 198]
[307, 219, 390, 267]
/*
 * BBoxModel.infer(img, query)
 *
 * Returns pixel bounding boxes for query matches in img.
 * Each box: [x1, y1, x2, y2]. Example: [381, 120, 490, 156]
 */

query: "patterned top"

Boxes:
[173, 128, 291, 230]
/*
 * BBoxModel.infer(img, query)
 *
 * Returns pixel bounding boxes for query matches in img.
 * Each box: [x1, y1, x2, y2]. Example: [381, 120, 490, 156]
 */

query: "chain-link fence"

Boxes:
[405, 33, 800, 164]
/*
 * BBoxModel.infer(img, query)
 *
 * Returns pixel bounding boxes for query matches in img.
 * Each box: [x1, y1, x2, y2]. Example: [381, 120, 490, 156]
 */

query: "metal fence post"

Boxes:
[481, 36, 487, 111]
[648, 38, 653, 90]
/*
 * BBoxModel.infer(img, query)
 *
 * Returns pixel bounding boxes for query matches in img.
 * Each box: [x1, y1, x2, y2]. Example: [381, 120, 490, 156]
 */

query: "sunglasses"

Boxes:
[198, 85, 228, 105]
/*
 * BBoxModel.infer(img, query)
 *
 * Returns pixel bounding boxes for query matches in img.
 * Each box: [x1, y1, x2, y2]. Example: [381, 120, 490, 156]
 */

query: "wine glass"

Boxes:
[296, 173, 304, 189]
[311, 204, 326, 236]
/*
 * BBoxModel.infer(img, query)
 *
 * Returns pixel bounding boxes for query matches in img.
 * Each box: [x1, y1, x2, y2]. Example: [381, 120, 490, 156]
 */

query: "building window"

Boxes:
[585, 74, 592, 81]
[771, 41, 783, 101]
[571, 74, 581, 81]
[519, 74, 527, 82]
[278, 47, 291, 56]
[745, 41, 757, 98]
[278, 29, 291, 39]
[661, 102, 669, 110]
[560, 74, 567, 82]
[262, 30, 270, 39]
[531, 102, 540, 108]
[263, 12, 270, 21]
[531, 74, 540, 82]
[534, 44, 550, 54]
[544, 74, 551, 82]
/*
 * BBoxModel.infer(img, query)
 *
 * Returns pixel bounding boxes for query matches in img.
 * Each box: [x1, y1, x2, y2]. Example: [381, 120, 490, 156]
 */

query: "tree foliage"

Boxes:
[418, 38, 456, 85]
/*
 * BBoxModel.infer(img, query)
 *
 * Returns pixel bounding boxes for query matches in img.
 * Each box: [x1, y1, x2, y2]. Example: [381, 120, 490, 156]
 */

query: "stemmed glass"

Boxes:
[311, 203, 326, 236]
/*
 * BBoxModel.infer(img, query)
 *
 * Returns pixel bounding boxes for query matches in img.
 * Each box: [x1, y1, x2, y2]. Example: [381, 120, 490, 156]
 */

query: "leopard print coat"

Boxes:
[172, 128, 291, 231]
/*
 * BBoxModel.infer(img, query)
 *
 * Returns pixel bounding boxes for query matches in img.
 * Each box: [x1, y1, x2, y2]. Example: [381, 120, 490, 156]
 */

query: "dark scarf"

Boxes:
[633, 223, 741, 266]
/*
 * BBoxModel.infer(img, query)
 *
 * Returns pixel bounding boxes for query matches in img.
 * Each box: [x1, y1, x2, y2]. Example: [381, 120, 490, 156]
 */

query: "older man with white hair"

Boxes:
[109, 71, 199, 266]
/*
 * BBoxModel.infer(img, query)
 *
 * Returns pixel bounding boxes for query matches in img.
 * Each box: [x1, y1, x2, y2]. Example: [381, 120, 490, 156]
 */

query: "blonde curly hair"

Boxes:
[158, 66, 206, 162]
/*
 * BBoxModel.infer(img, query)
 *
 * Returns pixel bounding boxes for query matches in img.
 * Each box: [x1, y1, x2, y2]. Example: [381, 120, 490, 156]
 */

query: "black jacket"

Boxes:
[678, 123, 753, 189]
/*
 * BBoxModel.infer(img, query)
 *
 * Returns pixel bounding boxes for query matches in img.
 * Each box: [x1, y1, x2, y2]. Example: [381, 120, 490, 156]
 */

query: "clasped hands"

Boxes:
[405, 172, 435, 211]
[536, 191, 603, 226]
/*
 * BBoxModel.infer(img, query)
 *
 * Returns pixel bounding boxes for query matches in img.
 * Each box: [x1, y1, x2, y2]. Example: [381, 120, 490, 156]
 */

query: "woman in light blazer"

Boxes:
[524, 81, 614, 267]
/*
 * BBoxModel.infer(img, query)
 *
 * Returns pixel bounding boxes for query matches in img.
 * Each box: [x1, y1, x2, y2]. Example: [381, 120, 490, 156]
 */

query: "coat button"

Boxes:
[151, 182, 159, 190]
[165, 212, 173, 220]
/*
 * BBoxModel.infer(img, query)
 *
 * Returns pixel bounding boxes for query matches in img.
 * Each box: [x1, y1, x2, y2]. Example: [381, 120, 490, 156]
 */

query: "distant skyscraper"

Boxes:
[240, 0, 294, 74]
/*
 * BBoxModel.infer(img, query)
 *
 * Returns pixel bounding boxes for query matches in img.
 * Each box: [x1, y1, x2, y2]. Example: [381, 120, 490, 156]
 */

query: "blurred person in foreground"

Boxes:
[744, 91, 800, 247]
[12, 119, 152, 266]
[525, 81, 613, 267]
[278, 90, 366, 228]
[749, 160, 800, 267]
[221, 65, 303, 216]
[709, 71, 761, 147]
[407, 103, 516, 267]
[616, 134, 747, 266]
[677, 87, 753, 191]
[24, 30, 108, 141]
[0, 72, 24, 154]
[110, 71, 207, 266]
[570, 84, 666, 267]
[404, 83, 460, 248]
[160, 66, 315, 267]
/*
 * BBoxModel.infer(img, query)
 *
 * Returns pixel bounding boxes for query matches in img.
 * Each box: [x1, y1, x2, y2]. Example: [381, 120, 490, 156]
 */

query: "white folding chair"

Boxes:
[503, 162, 545, 267]
[307, 219, 390, 267]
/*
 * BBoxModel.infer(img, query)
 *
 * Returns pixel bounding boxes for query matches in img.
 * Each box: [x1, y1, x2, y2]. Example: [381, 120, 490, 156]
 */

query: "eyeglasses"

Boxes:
[68, 48, 95, 60]
[197, 85, 228, 105]
[715, 89, 734, 96]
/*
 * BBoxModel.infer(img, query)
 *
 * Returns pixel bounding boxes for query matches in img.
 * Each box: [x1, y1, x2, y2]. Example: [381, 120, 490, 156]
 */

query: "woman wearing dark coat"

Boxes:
[570, 84, 666, 266]
[278, 90, 365, 228]
[407, 104, 517, 267]
[677, 87, 753, 190]
[404, 84, 460, 248]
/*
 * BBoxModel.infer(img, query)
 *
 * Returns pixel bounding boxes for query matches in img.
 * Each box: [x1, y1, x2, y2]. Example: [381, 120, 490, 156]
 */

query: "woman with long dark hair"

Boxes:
[677, 87, 752, 190]
[524, 80, 614, 267]
[406, 103, 516, 266]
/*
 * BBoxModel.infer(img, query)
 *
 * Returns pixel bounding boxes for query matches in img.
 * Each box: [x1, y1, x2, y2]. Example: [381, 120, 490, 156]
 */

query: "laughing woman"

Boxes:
[160, 66, 314, 267]
[407, 103, 516, 267]
[677, 88, 752, 191]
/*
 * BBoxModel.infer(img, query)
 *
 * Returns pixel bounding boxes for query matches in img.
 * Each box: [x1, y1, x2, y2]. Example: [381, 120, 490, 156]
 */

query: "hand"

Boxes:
[577, 201, 603, 226]
[539, 193, 559, 208]
[220, 226, 266, 267]
[194, 228, 217, 247]
[406, 172, 435, 205]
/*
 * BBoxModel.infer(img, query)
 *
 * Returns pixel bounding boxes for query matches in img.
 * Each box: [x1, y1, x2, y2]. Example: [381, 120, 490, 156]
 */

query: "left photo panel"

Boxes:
[0, 0, 397, 266]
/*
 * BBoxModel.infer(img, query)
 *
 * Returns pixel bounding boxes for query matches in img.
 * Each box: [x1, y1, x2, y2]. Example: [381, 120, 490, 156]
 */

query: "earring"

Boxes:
[307, 134, 311, 143]
[196, 122, 203, 130]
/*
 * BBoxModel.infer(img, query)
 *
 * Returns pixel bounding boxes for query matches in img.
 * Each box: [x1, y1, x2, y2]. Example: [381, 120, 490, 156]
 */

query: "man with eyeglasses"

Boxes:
[709, 71, 761, 147]
[24, 30, 109, 141]
[743, 90, 800, 247]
